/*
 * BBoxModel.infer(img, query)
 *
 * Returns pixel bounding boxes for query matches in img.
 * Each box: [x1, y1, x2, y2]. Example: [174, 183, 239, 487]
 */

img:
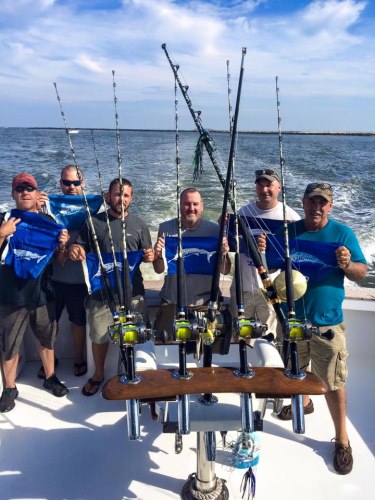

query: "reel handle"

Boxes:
[316, 328, 335, 341]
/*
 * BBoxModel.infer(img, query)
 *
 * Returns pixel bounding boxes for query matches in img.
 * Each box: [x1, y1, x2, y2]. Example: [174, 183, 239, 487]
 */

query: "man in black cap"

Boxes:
[230, 168, 300, 337]
[0, 173, 69, 413]
[258, 181, 368, 475]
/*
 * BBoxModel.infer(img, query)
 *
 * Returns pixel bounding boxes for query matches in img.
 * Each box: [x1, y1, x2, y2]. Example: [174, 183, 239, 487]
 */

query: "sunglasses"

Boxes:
[255, 169, 278, 177]
[305, 182, 333, 193]
[14, 185, 36, 193]
[61, 179, 81, 187]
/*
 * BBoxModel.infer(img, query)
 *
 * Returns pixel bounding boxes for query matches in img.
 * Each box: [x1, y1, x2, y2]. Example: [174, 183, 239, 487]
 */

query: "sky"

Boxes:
[0, 0, 374, 132]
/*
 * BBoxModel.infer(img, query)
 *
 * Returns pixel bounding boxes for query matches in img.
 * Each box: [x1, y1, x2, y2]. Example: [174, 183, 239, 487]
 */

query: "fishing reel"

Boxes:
[173, 311, 200, 343]
[233, 316, 268, 340]
[195, 303, 233, 355]
[282, 318, 318, 342]
[108, 309, 152, 345]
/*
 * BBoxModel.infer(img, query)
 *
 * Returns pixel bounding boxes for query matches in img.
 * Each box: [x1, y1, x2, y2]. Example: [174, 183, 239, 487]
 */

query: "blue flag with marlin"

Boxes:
[164, 236, 218, 275]
[3, 209, 64, 279]
[227, 214, 339, 281]
[84, 251, 144, 294]
[47, 194, 103, 230]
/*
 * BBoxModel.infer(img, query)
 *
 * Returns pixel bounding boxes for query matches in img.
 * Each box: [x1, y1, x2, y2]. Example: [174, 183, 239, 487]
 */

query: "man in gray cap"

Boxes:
[230, 168, 300, 337]
[258, 181, 368, 475]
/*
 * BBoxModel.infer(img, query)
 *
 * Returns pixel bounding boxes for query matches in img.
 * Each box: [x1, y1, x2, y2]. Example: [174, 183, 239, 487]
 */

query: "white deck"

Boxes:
[1, 288, 374, 500]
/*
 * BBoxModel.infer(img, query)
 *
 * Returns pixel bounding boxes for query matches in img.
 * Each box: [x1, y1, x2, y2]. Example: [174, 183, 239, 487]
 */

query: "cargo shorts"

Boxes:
[296, 323, 348, 391]
[87, 296, 149, 344]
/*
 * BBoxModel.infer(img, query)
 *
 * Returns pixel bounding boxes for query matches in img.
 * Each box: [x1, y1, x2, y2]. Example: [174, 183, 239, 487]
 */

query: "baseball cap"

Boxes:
[304, 182, 333, 202]
[255, 169, 280, 183]
[12, 173, 38, 191]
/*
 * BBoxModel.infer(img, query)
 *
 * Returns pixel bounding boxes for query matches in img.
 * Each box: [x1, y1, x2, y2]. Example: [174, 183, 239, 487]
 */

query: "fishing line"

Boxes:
[53, 82, 116, 313]
[91, 129, 125, 308]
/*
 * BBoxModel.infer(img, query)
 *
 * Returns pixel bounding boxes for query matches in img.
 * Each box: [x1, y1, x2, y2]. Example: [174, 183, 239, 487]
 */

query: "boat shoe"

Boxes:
[333, 439, 353, 475]
[277, 398, 314, 420]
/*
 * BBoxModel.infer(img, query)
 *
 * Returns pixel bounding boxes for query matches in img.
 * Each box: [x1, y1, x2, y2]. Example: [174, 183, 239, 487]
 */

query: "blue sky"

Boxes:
[0, 0, 374, 131]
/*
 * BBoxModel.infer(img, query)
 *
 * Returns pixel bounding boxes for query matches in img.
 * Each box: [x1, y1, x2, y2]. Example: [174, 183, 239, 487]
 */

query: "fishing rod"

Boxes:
[53, 82, 117, 314]
[209, 48, 246, 322]
[274, 77, 334, 434]
[161, 44, 286, 328]
[112, 70, 132, 313]
[274, 76, 304, 434]
[172, 75, 194, 436]
[226, 59, 233, 135]
[91, 129, 124, 308]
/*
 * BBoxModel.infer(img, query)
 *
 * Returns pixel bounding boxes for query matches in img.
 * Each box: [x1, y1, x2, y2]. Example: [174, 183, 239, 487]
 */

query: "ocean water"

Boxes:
[0, 127, 374, 287]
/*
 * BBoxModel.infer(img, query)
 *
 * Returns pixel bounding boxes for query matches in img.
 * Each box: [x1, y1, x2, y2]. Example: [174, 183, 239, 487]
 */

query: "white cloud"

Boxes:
[0, 0, 374, 131]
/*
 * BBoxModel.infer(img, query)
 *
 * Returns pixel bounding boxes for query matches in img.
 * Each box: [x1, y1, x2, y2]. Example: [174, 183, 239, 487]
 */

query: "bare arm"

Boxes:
[153, 235, 165, 273]
[336, 246, 368, 282]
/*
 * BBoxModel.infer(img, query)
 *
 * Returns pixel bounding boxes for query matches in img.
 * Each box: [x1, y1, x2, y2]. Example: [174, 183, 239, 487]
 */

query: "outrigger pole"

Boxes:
[161, 43, 286, 328]
[53, 83, 117, 314]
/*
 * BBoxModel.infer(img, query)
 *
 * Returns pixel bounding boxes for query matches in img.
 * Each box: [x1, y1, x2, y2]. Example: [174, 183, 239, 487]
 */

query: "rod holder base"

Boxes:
[119, 374, 142, 385]
[233, 368, 255, 379]
[172, 370, 193, 381]
[181, 473, 229, 500]
[284, 369, 306, 380]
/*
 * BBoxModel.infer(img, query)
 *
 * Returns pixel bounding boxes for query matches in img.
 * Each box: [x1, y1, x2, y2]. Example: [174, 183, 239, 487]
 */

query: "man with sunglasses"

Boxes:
[45, 165, 89, 378]
[0, 173, 69, 413]
[230, 168, 300, 337]
[258, 182, 367, 475]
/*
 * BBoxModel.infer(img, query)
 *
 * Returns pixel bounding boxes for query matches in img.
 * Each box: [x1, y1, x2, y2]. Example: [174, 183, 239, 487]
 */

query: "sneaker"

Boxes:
[277, 398, 314, 420]
[0, 387, 19, 413]
[333, 440, 353, 475]
[43, 374, 69, 397]
[37, 357, 59, 379]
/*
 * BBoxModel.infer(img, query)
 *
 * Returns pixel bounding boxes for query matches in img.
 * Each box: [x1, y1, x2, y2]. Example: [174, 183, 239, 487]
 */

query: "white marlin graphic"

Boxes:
[92, 260, 136, 280]
[169, 248, 217, 264]
[13, 249, 47, 264]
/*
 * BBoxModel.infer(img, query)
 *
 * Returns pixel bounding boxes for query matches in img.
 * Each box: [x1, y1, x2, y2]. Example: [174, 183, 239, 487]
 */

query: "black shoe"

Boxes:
[37, 357, 59, 379]
[333, 440, 353, 475]
[43, 374, 69, 397]
[0, 387, 19, 413]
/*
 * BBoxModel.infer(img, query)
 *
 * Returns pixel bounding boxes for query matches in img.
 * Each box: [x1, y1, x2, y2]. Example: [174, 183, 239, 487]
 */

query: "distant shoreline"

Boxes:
[2, 127, 375, 137]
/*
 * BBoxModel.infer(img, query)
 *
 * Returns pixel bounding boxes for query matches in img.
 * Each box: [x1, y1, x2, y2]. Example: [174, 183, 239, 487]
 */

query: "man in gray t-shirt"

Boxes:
[70, 177, 154, 396]
[153, 187, 230, 340]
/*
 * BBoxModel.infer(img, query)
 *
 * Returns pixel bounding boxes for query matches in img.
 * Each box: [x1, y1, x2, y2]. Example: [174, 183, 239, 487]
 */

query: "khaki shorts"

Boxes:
[0, 303, 57, 360]
[296, 323, 348, 391]
[87, 296, 149, 344]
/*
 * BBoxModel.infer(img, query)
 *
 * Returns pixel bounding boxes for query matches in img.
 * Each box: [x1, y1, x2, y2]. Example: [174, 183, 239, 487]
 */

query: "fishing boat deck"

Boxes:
[1, 285, 374, 500]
